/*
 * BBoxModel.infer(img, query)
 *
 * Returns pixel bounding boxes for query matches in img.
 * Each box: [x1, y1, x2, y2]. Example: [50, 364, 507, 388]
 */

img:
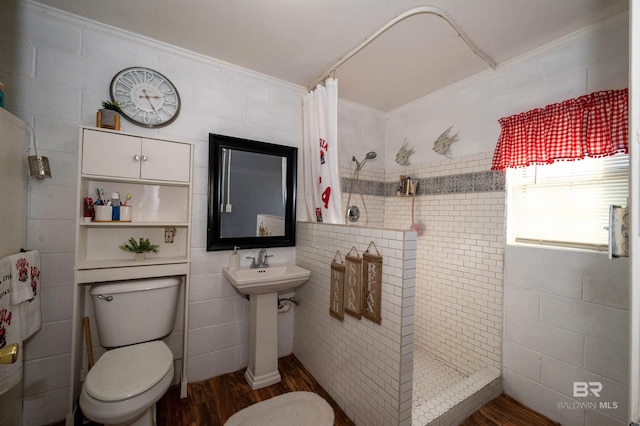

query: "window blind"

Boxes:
[507, 153, 629, 249]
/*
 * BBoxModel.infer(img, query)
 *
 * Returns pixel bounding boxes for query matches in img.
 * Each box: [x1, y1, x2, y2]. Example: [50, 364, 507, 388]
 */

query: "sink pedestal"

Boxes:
[221, 263, 311, 390]
[245, 292, 281, 389]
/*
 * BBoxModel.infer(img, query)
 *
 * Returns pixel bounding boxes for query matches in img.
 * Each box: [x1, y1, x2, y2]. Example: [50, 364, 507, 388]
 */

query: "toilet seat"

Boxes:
[85, 340, 173, 402]
[80, 341, 174, 425]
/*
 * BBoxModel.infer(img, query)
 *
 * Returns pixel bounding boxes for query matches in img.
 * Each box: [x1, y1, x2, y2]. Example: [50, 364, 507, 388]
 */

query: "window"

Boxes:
[507, 153, 629, 250]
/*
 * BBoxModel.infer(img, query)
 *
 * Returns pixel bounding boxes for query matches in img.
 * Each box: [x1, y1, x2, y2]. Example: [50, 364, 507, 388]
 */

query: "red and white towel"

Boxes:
[0, 258, 23, 395]
[10, 250, 41, 340]
[0, 250, 42, 396]
[7, 252, 34, 305]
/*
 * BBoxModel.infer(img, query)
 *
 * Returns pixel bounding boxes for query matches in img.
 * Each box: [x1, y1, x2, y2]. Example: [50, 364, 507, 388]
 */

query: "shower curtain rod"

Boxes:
[309, 5, 496, 90]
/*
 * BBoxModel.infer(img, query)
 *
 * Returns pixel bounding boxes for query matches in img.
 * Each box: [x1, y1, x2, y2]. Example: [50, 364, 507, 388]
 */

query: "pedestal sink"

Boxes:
[223, 262, 311, 389]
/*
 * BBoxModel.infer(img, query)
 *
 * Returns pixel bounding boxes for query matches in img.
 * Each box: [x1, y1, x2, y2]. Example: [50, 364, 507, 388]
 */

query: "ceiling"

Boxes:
[34, 0, 628, 112]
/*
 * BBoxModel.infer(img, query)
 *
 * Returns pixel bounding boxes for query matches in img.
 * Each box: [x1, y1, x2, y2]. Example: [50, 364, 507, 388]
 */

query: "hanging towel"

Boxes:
[20, 251, 41, 340]
[0, 258, 23, 396]
[7, 252, 34, 305]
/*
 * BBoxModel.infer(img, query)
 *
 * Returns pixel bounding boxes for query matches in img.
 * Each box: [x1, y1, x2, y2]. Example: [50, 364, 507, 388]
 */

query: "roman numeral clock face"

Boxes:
[110, 67, 181, 128]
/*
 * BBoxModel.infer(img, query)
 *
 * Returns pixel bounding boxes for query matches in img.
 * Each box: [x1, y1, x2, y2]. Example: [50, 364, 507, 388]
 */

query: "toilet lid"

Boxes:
[85, 341, 173, 402]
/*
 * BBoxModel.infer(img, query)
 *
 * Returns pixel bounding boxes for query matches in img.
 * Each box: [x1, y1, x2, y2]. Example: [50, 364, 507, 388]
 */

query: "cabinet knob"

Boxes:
[142, 155, 148, 161]
[133, 154, 140, 161]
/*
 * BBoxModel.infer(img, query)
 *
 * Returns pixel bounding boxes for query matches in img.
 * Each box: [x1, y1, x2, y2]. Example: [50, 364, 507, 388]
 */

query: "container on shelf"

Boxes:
[120, 206, 132, 222]
[94, 205, 112, 222]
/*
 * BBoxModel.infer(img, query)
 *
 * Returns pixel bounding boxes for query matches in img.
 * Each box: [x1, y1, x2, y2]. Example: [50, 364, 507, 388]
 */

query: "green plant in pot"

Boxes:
[98, 100, 122, 130]
[101, 100, 123, 113]
[120, 237, 159, 261]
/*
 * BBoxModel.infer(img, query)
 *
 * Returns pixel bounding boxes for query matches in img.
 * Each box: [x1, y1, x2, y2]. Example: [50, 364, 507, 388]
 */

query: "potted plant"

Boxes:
[119, 237, 159, 261]
[97, 100, 122, 130]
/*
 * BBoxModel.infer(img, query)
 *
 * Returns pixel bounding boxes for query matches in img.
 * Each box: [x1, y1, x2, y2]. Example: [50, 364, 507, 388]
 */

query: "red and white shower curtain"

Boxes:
[303, 78, 344, 224]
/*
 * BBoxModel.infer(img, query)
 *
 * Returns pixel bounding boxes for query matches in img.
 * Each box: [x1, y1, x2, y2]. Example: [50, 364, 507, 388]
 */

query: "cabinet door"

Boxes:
[82, 130, 141, 178]
[140, 138, 191, 182]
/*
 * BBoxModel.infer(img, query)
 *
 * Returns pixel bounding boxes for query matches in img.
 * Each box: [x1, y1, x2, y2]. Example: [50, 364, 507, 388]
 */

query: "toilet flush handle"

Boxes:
[97, 294, 113, 302]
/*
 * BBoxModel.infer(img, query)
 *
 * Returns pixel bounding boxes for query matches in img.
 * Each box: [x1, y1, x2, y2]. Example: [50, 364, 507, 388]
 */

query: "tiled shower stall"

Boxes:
[294, 222, 416, 425]
[293, 153, 505, 425]
[384, 153, 505, 424]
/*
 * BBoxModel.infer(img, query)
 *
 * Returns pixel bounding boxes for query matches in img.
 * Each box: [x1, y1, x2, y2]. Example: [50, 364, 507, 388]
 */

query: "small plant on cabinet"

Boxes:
[97, 100, 122, 130]
[119, 237, 159, 260]
[101, 100, 123, 113]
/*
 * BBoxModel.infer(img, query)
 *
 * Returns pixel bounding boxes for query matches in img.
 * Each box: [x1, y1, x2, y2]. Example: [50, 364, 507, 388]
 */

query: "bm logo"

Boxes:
[573, 382, 602, 397]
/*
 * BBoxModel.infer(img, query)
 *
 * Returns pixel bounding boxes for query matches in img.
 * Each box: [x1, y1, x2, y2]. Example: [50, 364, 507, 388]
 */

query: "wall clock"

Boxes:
[110, 67, 181, 128]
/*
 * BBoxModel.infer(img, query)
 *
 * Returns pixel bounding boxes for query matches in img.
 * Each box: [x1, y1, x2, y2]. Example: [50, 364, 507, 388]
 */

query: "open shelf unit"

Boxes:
[67, 126, 193, 423]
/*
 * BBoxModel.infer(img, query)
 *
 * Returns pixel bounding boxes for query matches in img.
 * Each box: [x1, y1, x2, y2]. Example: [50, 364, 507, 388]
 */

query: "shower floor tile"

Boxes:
[413, 350, 465, 404]
[412, 349, 500, 425]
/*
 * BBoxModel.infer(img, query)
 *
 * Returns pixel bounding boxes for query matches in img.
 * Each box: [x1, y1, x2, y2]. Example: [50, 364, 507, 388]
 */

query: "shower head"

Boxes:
[353, 151, 377, 171]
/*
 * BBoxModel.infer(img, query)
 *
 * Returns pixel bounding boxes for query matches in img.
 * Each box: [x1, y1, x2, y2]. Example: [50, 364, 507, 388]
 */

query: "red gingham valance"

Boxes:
[491, 89, 628, 171]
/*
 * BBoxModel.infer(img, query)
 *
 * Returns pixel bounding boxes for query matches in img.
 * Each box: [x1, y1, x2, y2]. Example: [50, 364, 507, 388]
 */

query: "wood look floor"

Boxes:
[54, 354, 558, 426]
[459, 394, 560, 426]
[156, 354, 355, 426]
[156, 354, 559, 426]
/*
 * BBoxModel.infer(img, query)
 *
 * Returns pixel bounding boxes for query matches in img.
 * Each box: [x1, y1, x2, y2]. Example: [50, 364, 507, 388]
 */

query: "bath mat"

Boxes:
[225, 391, 334, 426]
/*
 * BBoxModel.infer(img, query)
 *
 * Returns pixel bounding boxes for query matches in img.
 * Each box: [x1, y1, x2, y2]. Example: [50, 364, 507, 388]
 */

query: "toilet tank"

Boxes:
[90, 276, 181, 348]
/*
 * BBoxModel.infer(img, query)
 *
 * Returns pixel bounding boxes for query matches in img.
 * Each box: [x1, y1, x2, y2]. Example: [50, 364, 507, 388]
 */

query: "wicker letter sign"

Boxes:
[344, 247, 362, 319]
[329, 251, 345, 320]
[362, 242, 382, 325]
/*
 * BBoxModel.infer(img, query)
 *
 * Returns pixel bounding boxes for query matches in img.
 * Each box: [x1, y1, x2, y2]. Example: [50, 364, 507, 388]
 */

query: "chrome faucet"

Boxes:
[256, 248, 272, 268]
[247, 248, 273, 268]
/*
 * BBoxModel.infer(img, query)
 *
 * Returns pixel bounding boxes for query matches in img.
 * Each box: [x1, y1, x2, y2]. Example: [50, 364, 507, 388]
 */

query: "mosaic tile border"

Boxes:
[342, 170, 505, 197]
[341, 177, 386, 196]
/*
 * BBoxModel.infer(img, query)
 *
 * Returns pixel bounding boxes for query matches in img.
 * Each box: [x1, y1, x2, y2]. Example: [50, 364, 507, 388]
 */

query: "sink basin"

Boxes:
[223, 262, 311, 295]
[223, 262, 311, 389]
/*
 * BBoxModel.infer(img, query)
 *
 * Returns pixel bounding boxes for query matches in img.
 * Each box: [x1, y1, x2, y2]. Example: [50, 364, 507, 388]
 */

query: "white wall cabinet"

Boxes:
[81, 129, 191, 182]
[67, 127, 193, 424]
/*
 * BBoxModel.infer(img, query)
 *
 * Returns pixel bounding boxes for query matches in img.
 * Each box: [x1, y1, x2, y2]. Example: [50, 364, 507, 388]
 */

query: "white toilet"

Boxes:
[79, 276, 181, 426]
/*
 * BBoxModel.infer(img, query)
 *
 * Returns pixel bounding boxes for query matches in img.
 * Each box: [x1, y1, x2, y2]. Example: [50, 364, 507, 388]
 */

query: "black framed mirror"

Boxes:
[207, 133, 297, 251]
